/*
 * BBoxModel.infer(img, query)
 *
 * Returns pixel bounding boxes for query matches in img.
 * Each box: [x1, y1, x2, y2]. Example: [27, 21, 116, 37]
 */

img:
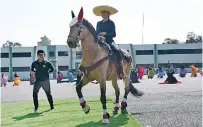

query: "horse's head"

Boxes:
[67, 7, 89, 48]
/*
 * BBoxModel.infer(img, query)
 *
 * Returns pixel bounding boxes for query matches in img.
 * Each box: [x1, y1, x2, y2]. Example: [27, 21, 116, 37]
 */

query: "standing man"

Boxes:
[31, 50, 55, 112]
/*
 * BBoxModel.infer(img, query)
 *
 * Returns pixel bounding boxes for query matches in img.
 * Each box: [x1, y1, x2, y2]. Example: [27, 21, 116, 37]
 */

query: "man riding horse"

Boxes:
[67, 6, 143, 124]
[93, 5, 125, 79]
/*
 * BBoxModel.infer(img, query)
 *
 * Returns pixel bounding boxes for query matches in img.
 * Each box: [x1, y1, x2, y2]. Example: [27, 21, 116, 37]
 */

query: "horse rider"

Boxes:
[93, 5, 124, 79]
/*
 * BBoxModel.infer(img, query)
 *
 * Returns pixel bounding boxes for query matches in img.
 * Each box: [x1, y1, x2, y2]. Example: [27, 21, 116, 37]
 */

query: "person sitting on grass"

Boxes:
[1, 73, 8, 87]
[147, 65, 155, 79]
[67, 70, 75, 82]
[164, 64, 180, 84]
[179, 66, 187, 77]
[138, 66, 145, 79]
[157, 66, 165, 79]
[57, 71, 63, 83]
[189, 64, 198, 77]
[130, 69, 140, 83]
[13, 73, 21, 86]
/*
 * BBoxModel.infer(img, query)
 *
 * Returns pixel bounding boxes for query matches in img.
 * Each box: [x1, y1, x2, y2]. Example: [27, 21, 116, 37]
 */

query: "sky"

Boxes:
[0, 0, 202, 46]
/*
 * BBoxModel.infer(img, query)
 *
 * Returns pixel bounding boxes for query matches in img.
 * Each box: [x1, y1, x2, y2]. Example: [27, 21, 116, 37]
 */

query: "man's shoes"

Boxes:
[50, 105, 54, 110]
[34, 107, 38, 113]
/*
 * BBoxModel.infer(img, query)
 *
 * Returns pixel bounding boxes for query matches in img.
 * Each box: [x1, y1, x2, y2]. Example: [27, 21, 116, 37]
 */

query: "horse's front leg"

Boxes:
[76, 76, 90, 114]
[112, 78, 120, 114]
[99, 81, 110, 124]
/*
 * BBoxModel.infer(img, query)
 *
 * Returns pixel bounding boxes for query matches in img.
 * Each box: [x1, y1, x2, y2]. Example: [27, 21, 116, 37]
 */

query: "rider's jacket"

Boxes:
[96, 19, 116, 45]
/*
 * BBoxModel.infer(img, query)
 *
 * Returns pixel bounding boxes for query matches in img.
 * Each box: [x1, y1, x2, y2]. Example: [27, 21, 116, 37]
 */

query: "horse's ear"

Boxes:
[71, 10, 75, 19]
[78, 7, 83, 21]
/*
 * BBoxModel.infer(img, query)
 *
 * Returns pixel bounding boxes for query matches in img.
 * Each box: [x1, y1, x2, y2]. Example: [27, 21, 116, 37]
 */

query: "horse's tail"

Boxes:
[129, 81, 144, 97]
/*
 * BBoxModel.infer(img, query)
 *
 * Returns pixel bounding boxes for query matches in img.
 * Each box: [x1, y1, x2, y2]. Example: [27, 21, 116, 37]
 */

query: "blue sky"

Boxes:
[0, 0, 202, 46]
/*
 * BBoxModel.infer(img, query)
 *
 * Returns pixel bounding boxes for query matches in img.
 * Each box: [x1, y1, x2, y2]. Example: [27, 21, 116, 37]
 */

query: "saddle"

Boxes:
[79, 37, 132, 78]
[98, 36, 132, 64]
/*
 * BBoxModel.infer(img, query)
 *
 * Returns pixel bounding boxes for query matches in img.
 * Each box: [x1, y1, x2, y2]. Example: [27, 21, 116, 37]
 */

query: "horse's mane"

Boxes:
[83, 19, 98, 43]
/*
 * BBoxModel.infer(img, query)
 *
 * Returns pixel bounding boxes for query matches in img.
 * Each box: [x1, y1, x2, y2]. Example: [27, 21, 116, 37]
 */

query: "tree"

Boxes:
[162, 38, 180, 44]
[2, 40, 22, 48]
[196, 35, 202, 43]
[186, 32, 202, 43]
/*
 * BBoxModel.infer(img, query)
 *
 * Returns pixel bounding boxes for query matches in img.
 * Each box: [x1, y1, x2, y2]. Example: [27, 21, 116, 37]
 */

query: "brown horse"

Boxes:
[67, 7, 143, 124]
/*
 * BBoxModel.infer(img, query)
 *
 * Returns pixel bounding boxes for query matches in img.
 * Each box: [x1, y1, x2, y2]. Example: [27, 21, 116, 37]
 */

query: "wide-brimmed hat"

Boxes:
[93, 5, 118, 16]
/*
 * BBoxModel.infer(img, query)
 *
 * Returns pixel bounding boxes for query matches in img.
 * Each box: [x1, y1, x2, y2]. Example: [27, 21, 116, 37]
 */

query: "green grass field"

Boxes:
[1, 97, 141, 127]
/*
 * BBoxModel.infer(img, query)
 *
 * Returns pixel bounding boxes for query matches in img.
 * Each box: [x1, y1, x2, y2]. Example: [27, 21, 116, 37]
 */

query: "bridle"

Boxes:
[68, 22, 99, 51]
[67, 22, 83, 44]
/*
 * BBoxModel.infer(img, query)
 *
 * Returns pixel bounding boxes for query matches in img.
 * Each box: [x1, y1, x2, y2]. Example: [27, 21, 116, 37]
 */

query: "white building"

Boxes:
[0, 43, 202, 80]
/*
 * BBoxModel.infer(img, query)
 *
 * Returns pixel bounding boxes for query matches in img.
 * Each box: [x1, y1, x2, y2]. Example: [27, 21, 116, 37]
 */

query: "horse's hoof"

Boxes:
[102, 113, 110, 123]
[113, 107, 119, 114]
[121, 108, 128, 114]
[83, 104, 90, 114]
[121, 101, 128, 114]
[113, 110, 118, 114]
[102, 118, 110, 124]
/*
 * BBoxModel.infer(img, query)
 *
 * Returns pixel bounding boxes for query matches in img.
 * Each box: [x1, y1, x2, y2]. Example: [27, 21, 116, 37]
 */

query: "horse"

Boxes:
[66, 7, 144, 124]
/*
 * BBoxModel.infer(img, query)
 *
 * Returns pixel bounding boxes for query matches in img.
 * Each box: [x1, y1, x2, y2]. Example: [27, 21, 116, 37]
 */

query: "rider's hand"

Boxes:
[100, 32, 107, 36]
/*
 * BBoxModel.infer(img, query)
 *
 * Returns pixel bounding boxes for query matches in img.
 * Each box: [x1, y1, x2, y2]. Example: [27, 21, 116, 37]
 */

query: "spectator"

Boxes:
[31, 49, 55, 112]
[57, 71, 63, 83]
[1, 73, 8, 87]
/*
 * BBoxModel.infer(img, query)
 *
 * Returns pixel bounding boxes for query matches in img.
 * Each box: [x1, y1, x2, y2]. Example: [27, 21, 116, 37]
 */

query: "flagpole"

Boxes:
[142, 13, 144, 44]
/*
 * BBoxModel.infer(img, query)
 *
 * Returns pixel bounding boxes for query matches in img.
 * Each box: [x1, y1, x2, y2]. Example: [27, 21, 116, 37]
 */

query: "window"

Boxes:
[58, 51, 68, 56]
[158, 63, 202, 68]
[49, 52, 55, 57]
[1, 53, 9, 58]
[136, 50, 153, 55]
[158, 49, 202, 55]
[13, 67, 30, 72]
[12, 52, 31, 57]
[1, 67, 9, 72]
[76, 51, 83, 59]
[58, 66, 69, 71]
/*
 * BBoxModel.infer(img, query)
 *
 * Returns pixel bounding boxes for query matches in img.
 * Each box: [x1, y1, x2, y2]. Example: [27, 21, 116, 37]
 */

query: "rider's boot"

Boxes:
[116, 50, 126, 79]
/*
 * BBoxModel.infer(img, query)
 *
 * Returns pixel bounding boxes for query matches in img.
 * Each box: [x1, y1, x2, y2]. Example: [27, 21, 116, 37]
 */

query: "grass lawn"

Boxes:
[1, 97, 141, 127]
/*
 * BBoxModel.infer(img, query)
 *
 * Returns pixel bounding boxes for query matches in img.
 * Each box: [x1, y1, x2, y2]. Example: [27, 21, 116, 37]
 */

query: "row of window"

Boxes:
[135, 49, 202, 55]
[1, 67, 30, 72]
[1, 52, 31, 58]
[2, 49, 201, 58]
[1, 51, 69, 58]
[49, 51, 69, 57]
[158, 49, 202, 55]
[1, 66, 70, 72]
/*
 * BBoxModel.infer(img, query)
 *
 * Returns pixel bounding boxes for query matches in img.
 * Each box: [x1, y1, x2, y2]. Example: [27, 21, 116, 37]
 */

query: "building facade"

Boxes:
[1, 43, 202, 80]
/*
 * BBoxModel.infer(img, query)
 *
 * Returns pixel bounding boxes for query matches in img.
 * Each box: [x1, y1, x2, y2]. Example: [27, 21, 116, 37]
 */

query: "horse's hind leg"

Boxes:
[76, 76, 90, 114]
[121, 77, 130, 114]
[99, 80, 110, 124]
[112, 78, 120, 114]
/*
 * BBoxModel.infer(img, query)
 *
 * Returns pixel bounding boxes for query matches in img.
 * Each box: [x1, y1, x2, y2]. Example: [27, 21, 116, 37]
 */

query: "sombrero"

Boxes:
[93, 5, 118, 16]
